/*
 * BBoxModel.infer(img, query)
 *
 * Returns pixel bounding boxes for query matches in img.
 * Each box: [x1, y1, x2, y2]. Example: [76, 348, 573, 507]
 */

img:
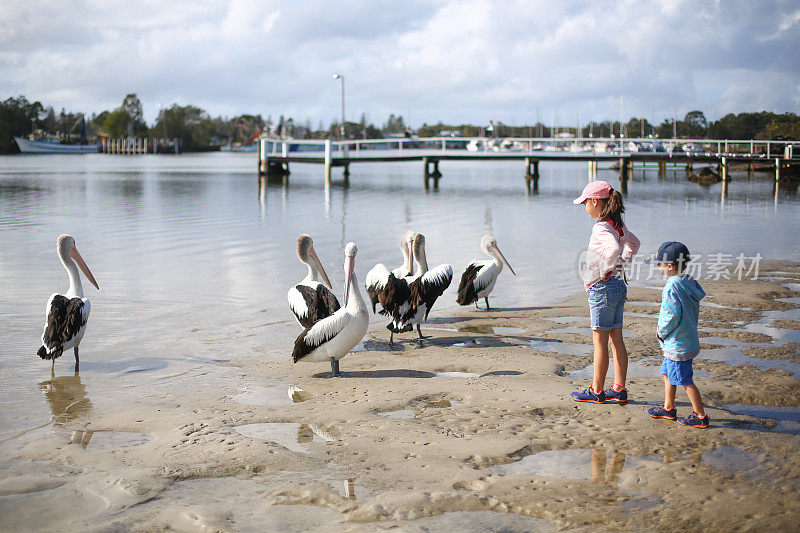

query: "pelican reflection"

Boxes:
[38, 372, 93, 426]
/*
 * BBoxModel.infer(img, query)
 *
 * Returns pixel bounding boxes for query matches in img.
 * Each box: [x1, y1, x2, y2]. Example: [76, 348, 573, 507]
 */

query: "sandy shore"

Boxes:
[1, 262, 799, 531]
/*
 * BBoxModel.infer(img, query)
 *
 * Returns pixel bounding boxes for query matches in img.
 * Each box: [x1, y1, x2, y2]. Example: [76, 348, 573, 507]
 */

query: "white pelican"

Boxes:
[365, 231, 415, 314]
[456, 235, 515, 310]
[389, 233, 453, 342]
[37, 234, 100, 372]
[287, 234, 339, 328]
[292, 242, 368, 377]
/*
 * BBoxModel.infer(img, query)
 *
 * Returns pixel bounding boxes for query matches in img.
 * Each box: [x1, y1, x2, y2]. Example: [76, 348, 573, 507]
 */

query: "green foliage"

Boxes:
[0, 95, 45, 153]
[103, 109, 130, 138]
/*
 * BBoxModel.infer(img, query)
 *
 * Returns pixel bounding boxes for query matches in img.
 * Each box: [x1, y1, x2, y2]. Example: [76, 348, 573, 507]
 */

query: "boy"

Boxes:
[647, 242, 710, 428]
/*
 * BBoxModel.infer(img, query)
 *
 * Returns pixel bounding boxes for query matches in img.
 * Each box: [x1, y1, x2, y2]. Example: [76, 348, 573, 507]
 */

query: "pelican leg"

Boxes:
[474, 300, 480, 309]
[416, 324, 427, 339]
[389, 330, 394, 346]
[484, 297, 491, 310]
[51, 358, 55, 377]
[330, 357, 341, 378]
[74, 347, 80, 372]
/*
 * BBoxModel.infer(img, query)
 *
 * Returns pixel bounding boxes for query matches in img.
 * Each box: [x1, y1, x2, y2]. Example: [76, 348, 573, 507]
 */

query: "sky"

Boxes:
[1, 0, 799, 128]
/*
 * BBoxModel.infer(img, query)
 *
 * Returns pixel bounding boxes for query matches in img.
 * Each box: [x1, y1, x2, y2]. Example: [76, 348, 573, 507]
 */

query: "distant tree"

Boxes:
[382, 114, 406, 134]
[683, 110, 707, 137]
[148, 103, 216, 150]
[103, 109, 130, 138]
[42, 106, 57, 132]
[0, 96, 38, 152]
[121, 93, 147, 136]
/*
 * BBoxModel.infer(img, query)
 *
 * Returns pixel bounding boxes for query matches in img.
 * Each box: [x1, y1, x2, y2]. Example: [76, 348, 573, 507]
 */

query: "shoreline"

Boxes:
[1, 261, 799, 530]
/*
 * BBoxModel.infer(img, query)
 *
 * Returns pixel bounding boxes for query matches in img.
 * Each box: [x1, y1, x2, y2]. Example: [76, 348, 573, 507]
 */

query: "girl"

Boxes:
[570, 180, 639, 404]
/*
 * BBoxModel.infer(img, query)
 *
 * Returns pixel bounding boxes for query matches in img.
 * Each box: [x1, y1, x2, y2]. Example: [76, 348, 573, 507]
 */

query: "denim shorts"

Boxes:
[588, 277, 626, 331]
[661, 358, 694, 386]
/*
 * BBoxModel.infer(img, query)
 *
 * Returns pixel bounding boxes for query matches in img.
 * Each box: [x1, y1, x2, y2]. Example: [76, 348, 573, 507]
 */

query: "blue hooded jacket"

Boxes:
[657, 274, 706, 361]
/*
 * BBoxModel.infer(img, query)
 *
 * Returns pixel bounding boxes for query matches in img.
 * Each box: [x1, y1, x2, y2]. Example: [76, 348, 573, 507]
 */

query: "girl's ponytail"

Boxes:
[600, 189, 625, 228]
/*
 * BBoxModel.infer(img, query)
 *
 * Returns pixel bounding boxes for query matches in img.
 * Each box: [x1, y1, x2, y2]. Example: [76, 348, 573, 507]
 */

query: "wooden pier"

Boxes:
[100, 137, 181, 155]
[256, 136, 799, 189]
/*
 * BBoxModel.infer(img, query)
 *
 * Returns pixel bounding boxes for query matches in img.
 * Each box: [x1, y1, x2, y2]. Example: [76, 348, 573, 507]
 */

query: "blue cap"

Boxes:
[645, 241, 691, 265]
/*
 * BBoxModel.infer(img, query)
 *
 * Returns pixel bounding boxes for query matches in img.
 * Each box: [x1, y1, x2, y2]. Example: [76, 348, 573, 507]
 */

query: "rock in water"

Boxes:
[688, 167, 722, 185]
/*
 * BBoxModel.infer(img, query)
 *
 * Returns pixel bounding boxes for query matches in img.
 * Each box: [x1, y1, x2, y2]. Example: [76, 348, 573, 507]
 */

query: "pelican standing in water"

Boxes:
[288, 235, 340, 328]
[38, 234, 100, 372]
[292, 242, 368, 377]
[456, 235, 515, 310]
[390, 233, 453, 343]
[365, 231, 415, 314]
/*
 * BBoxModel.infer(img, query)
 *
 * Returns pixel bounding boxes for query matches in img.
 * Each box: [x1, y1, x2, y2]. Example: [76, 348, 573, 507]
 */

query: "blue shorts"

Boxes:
[588, 277, 626, 331]
[661, 358, 694, 386]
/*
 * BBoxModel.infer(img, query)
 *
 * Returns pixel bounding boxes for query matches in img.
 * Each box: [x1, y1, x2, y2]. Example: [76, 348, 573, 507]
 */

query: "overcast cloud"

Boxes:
[1, 0, 799, 127]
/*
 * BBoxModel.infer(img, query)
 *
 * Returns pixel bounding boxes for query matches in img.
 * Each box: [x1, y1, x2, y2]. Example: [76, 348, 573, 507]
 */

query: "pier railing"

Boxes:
[259, 136, 797, 159]
[256, 135, 799, 186]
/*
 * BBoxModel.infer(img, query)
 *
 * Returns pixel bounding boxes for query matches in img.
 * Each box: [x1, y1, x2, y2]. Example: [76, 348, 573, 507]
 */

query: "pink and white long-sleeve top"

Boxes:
[581, 220, 640, 290]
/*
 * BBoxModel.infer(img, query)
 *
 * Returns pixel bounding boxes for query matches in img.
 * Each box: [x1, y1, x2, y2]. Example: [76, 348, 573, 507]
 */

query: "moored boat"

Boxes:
[14, 136, 98, 154]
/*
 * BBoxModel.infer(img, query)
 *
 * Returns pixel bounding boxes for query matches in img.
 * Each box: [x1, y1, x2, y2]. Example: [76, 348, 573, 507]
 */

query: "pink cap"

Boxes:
[573, 180, 613, 204]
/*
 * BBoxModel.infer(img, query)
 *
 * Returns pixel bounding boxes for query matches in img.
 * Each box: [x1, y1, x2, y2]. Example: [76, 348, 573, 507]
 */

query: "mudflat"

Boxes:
[1, 262, 799, 531]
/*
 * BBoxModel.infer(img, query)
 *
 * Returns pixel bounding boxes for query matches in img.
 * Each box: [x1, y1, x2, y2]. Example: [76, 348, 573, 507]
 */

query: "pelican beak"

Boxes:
[407, 240, 414, 275]
[309, 246, 332, 288]
[491, 244, 516, 276]
[70, 247, 100, 290]
[344, 255, 355, 307]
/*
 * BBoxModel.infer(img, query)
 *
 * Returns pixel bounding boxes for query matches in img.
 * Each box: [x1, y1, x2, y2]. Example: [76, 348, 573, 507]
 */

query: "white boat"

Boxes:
[220, 142, 257, 153]
[14, 136, 97, 154]
[466, 139, 485, 152]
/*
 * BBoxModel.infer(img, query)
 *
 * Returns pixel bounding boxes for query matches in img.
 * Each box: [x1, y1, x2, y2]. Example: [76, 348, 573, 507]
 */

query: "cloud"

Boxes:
[1, 0, 798, 126]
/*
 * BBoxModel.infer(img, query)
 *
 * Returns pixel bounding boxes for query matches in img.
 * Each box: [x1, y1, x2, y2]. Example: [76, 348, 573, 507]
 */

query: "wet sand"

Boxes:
[1, 262, 799, 531]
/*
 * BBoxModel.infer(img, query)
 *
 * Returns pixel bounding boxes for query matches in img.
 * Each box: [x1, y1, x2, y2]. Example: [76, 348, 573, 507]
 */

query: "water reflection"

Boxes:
[38, 373, 92, 426]
[343, 478, 356, 500]
[591, 448, 626, 486]
[70, 429, 94, 448]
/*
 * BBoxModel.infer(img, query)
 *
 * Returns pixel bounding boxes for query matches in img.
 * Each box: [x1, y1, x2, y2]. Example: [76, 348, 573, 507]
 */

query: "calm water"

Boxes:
[1, 152, 799, 439]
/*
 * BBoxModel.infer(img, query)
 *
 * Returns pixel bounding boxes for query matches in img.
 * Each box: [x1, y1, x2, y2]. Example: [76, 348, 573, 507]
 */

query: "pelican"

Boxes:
[456, 235, 515, 310]
[287, 234, 340, 328]
[388, 233, 453, 342]
[37, 234, 100, 372]
[365, 231, 415, 314]
[292, 242, 368, 377]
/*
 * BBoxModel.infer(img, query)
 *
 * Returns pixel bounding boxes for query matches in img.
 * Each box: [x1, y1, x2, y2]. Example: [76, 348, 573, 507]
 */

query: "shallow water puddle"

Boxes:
[379, 409, 416, 420]
[435, 371, 481, 378]
[458, 325, 525, 335]
[700, 336, 769, 348]
[0, 482, 106, 531]
[230, 384, 311, 406]
[69, 430, 152, 452]
[529, 339, 593, 356]
[699, 347, 800, 379]
[492, 446, 767, 482]
[234, 423, 330, 453]
[544, 316, 588, 324]
[625, 311, 658, 319]
[548, 325, 636, 338]
[568, 360, 714, 379]
[724, 404, 800, 435]
[387, 510, 557, 532]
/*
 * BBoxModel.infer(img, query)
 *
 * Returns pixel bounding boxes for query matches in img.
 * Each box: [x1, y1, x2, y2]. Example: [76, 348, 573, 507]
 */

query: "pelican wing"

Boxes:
[38, 294, 88, 359]
[289, 283, 341, 328]
[411, 264, 453, 319]
[292, 310, 351, 363]
[377, 273, 412, 319]
[456, 261, 483, 305]
[365, 263, 391, 313]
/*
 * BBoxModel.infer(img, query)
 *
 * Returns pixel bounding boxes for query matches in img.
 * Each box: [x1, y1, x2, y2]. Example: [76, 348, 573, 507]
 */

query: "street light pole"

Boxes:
[333, 74, 345, 140]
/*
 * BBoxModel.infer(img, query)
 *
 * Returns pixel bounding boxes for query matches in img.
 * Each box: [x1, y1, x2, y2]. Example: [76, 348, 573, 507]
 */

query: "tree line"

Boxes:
[1, 93, 799, 154]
